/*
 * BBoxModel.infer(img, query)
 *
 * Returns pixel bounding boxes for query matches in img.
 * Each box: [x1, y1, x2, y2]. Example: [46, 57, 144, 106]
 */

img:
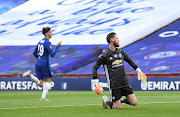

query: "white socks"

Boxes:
[41, 82, 51, 99]
[30, 74, 40, 85]
[29, 74, 51, 99]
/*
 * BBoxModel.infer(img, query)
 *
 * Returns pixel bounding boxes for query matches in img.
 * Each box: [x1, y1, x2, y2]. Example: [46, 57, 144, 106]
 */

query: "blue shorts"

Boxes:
[35, 65, 53, 80]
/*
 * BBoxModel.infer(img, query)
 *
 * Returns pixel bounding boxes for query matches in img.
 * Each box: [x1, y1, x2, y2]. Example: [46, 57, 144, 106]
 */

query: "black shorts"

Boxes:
[110, 85, 133, 102]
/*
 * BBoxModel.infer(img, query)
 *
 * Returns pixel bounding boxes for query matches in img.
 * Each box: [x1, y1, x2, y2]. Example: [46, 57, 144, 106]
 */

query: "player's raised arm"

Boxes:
[48, 41, 62, 57]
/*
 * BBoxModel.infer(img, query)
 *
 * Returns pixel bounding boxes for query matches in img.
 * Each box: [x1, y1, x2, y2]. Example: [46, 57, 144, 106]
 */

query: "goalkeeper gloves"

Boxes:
[91, 79, 103, 95]
[136, 68, 147, 82]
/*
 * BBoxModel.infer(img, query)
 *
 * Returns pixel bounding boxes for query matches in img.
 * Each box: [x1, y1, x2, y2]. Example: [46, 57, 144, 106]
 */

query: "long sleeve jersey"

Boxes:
[92, 48, 138, 89]
[33, 38, 59, 66]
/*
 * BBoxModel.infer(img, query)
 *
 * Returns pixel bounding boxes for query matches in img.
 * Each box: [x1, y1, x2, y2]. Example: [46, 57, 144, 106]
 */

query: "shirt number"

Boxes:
[38, 44, 44, 56]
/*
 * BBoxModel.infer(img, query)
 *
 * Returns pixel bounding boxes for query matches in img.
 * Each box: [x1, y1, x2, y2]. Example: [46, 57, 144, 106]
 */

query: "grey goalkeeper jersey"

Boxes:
[92, 48, 138, 89]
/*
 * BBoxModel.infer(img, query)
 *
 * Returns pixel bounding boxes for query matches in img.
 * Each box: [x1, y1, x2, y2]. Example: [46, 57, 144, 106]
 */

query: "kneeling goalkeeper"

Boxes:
[91, 32, 147, 109]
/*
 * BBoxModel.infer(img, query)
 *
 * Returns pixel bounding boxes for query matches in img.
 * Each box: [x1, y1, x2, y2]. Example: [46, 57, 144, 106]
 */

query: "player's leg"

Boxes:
[102, 89, 113, 109]
[123, 85, 137, 106]
[111, 88, 123, 109]
[125, 94, 137, 106]
[113, 100, 122, 109]
[109, 87, 136, 109]
[121, 98, 131, 105]
[39, 79, 44, 86]
[23, 70, 40, 85]
[41, 78, 51, 101]
[35, 65, 44, 86]
[112, 87, 137, 108]
[103, 88, 122, 109]
[40, 66, 53, 101]
[41, 78, 51, 99]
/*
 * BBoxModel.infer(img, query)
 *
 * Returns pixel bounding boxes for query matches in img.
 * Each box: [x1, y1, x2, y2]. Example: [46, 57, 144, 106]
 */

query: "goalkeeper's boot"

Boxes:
[23, 70, 31, 77]
[40, 98, 50, 101]
[102, 95, 109, 109]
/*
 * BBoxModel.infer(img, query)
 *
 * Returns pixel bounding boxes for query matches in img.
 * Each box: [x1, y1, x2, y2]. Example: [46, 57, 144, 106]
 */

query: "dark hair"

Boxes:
[106, 32, 116, 43]
[42, 27, 51, 35]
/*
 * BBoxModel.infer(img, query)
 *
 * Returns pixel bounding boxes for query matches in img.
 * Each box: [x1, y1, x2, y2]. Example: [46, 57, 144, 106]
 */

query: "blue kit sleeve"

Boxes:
[33, 45, 38, 58]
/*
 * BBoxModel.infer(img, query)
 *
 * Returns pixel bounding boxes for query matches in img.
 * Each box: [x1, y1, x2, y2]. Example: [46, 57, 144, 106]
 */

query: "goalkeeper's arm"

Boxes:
[92, 53, 106, 80]
[92, 53, 106, 89]
[92, 53, 106, 93]
[92, 60, 102, 91]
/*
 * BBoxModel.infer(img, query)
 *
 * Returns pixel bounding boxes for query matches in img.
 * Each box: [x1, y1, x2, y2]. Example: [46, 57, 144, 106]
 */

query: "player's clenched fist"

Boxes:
[57, 41, 62, 47]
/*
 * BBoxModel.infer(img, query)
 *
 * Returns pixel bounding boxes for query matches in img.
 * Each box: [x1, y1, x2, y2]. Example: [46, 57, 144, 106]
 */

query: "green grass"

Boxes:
[0, 91, 180, 117]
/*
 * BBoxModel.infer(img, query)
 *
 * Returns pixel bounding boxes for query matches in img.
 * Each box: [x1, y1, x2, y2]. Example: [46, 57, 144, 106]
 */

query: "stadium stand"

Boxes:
[1, 18, 180, 75]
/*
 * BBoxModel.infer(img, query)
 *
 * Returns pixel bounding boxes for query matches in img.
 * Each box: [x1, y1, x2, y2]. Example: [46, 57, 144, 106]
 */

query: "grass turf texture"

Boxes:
[0, 91, 180, 117]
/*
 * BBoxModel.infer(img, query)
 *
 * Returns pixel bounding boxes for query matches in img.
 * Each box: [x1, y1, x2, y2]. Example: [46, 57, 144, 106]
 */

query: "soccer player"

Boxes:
[23, 27, 61, 101]
[91, 32, 146, 109]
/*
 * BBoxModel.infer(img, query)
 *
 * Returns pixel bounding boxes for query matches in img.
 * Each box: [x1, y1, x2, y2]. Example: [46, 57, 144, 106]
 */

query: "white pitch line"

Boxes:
[0, 104, 101, 110]
[138, 101, 180, 104]
[1, 101, 180, 110]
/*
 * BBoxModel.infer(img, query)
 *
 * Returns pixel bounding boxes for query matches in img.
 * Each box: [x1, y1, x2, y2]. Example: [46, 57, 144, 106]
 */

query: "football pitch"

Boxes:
[0, 91, 180, 117]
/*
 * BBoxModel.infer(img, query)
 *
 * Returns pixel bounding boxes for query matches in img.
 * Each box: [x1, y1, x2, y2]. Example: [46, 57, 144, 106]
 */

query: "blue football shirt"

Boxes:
[33, 38, 59, 66]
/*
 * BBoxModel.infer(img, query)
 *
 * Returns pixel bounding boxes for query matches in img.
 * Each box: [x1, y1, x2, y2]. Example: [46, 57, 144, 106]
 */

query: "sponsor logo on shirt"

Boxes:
[112, 60, 123, 68]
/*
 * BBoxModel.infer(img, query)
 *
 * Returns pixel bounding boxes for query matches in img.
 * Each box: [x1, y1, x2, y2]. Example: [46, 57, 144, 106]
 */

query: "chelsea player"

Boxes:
[23, 27, 61, 101]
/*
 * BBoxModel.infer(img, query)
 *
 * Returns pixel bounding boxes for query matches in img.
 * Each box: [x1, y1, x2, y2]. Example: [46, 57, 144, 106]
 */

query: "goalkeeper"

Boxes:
[92, 32, 147, 109]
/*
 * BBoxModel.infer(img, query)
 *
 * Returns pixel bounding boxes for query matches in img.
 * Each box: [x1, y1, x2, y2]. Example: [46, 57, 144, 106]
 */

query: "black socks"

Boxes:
[107, 101, 113, 109]
[121, 98, 131, 105]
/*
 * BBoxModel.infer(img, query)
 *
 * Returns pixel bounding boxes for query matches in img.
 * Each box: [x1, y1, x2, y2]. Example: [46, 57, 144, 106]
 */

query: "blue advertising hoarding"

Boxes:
[0, 77, 180, 91]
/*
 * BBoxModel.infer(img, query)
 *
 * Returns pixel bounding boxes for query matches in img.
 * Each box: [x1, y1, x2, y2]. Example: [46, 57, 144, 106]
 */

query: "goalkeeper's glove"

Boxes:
[91, 79, 103, 95]
[136, 68, 147, 82]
